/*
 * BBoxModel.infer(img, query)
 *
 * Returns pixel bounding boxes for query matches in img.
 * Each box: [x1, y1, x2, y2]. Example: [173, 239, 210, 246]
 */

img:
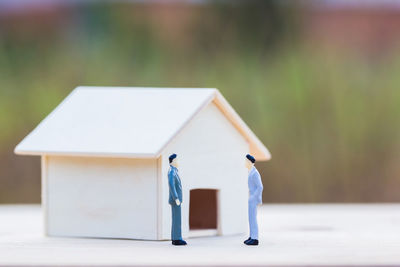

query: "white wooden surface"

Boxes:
[1, 204, 399, 266]
[14, 86, 270, 160]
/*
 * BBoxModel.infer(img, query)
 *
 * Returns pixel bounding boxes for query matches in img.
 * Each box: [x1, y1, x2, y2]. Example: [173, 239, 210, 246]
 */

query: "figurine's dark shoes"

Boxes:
[245, 239, 259, 246]
[172, 239, 187, 246]
[243, 237, 251, 244]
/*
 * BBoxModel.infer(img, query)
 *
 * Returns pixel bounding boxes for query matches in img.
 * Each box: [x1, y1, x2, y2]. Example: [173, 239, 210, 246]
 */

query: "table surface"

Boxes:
[1, 204, 399, 266]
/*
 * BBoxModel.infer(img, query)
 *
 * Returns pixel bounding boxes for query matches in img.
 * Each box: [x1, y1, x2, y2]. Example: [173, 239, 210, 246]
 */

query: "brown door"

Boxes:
[189, 189, 217, 230]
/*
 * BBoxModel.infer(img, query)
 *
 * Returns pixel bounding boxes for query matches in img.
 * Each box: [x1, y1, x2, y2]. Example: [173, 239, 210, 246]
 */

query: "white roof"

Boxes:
[15, 87, 271, 161]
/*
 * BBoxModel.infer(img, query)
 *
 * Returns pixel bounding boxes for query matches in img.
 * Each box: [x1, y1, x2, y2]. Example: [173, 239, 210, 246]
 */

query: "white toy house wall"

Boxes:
[160, 101, 249, 240]
[42, 156, 159, 240]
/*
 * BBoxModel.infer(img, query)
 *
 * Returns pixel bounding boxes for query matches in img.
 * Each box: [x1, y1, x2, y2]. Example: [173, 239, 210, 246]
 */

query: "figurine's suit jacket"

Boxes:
[168, 166, 182, 205]
[168, 165, 183, 240]
[248, 166, 263, 205]
[248, 166, 263, 239]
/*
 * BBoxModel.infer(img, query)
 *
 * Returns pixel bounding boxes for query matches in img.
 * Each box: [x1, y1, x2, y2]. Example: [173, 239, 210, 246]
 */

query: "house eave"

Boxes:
[213, 91, 271, 161]
[14, 149, 159, 159]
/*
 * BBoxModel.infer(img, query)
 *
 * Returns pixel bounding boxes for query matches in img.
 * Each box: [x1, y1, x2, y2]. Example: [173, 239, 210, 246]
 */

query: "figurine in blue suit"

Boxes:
[168, 154, 187, 246]
[244, 154, 263, 246]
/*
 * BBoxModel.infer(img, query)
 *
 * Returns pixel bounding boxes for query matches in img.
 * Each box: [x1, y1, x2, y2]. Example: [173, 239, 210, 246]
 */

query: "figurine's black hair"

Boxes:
[246, 154, 256, 163]
[169, 153, 177, 164]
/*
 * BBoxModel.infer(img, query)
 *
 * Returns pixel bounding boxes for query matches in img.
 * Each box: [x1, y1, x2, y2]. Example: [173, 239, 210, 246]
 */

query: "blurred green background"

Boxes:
[1, 0, 399, 203]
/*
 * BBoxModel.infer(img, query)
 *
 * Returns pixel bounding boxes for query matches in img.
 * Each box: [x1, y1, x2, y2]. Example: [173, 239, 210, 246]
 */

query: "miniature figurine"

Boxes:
[244, 154, 263, 246]
[168, 154, 187, 246]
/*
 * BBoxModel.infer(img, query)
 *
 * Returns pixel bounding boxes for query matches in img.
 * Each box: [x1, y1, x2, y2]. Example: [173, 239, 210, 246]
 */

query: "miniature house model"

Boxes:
[15, 87, 271, 240]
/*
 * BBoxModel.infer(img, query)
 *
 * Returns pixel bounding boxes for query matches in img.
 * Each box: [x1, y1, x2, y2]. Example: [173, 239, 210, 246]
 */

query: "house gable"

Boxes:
[159, 101, 250, 239]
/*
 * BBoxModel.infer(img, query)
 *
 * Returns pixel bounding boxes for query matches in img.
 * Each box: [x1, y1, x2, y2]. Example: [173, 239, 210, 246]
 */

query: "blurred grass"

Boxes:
[0, 2, 399, 202]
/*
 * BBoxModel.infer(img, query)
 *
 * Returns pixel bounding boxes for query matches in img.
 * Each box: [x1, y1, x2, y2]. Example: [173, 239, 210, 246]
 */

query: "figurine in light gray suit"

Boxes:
[168, 154, 187, 246]
[244, 154, 263, 246]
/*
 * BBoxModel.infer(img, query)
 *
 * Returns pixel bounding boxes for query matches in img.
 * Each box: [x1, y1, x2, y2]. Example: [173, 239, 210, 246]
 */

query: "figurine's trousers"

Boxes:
[248, 201, 259, 239]
[171, 204, 182, 240]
